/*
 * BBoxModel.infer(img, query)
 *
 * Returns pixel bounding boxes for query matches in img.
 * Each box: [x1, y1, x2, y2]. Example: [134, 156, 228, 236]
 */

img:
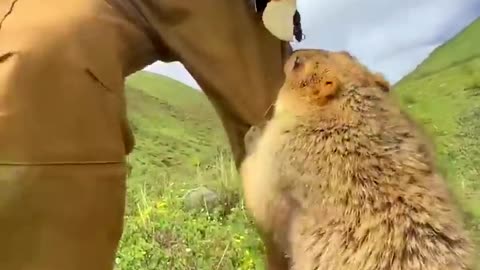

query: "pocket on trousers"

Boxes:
[85, 67, 135, 156]
[0, 51, 14, 63]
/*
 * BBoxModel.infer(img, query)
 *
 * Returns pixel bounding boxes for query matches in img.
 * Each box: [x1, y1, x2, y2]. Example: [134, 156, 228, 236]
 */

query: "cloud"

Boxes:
[144, 0, 480, 88]
[294, 0, 480, 82]
[144, 61, 201, 90]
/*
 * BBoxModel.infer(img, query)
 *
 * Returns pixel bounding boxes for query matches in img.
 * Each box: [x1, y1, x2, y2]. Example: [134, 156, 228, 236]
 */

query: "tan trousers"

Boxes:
[0, 0, 288, 269]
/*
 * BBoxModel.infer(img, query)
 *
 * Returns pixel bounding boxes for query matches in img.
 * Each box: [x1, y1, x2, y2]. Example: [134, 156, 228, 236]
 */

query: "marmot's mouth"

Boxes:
[263, 103, 276, 120]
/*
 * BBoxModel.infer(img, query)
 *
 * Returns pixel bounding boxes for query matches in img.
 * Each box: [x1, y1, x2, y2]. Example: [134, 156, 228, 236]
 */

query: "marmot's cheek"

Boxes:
[274, 96, 287, 114]
[284, 54, 301, 75]
[274, 89, 294, 115]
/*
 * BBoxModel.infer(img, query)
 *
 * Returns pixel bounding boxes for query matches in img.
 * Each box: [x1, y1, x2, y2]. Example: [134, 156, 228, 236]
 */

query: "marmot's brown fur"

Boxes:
[241, 49, 475, 270]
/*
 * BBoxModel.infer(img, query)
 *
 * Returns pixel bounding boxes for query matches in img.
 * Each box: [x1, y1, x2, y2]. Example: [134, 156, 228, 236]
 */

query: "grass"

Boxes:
[393, 18, 480, 266]
[116, 18, 480, 269]
[117, 72, 265, 269]
[393, 18, 480, 238]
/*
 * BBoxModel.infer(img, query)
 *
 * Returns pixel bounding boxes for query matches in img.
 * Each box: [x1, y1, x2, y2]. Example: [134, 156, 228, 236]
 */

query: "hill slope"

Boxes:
[394, 18, 480, 223]
[116, 18, 480, 270]
[118, 72, 265, 270]
[125, 71, 227, 173]
[394, 17, 480, 263]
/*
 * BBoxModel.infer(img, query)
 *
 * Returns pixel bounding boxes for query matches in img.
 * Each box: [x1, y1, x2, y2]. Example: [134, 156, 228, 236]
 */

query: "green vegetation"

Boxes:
[117, 18, 480, 269]
[393, 18, 480, 251]
[117, 72, 263, 269]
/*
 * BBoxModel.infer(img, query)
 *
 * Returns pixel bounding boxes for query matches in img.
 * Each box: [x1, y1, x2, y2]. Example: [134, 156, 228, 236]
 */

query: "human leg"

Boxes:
[0, 0, 153, 269]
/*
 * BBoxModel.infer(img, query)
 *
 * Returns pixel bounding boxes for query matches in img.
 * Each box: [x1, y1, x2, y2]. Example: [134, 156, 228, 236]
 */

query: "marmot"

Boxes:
[240, 49, 475, 270]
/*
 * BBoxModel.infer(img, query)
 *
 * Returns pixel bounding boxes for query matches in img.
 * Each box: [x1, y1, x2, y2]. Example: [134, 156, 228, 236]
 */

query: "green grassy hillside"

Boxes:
[116, 18, 480, 269]
[117, 72, 264, 270]
[125, 72, 227, 172]
[394, 18, 480, 242]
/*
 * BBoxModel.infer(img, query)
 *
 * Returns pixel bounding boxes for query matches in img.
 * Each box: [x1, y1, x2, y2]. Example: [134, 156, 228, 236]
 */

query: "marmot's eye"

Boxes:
[293, 56, 302, 70]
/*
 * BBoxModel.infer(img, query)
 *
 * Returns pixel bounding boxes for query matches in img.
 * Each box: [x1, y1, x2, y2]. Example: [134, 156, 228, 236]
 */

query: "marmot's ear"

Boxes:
[314, 73, 340, 105]
[373, 73, 390, 92]
[320, 75, 340, 100]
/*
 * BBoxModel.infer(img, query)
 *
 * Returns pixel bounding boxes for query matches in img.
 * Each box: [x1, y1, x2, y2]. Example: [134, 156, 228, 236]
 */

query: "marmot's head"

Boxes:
[275, 49, 390, 115]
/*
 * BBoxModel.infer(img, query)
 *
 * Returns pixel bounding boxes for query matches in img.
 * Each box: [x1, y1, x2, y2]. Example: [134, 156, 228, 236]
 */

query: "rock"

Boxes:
[183, 186, 220, 212]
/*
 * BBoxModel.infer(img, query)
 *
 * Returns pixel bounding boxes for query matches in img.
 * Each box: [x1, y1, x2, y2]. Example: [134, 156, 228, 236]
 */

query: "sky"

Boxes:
[144, 0, 480, 89]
